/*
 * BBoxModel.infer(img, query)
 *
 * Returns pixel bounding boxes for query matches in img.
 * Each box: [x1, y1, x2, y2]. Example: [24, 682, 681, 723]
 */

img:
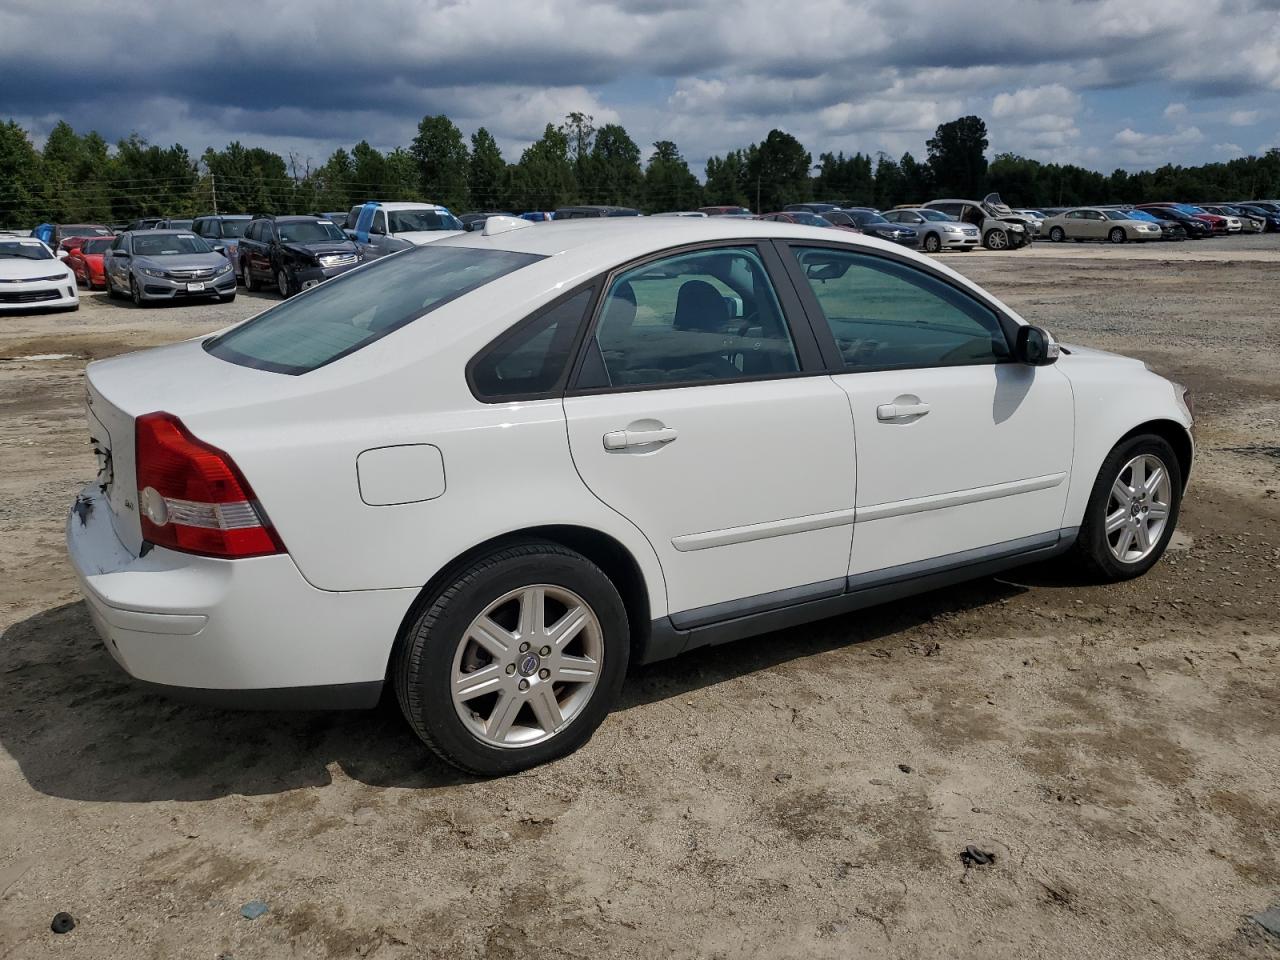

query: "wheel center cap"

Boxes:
[517, 653, 541, 678]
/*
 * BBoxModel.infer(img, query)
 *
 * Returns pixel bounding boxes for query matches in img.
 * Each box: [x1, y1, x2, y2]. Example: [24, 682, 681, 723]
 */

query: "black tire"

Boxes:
[106, 273, 123, 300]
[130, 276, 146, 308]
[242, 260, 258, 291]
[395, 542, 630, 776]
[923, 232, 941, 253]
[1109, 227, 1126, 244]
[1071, 433, 1183, 583]
[276, 268, 293, 298]
[1049, 226, 1065, 242]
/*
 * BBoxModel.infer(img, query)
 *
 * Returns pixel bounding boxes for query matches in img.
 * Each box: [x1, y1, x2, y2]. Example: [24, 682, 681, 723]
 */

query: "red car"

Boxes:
[1138, 203, 1228, 234]
[66, 236, 114, 289]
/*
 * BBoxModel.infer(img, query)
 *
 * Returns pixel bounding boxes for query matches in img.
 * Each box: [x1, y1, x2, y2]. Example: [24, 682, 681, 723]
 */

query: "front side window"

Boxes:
[585, 246, 799, 389]
[470, 287, 596, 400]
[206, 246, 543, 374]
[793, 247, 1010, 372]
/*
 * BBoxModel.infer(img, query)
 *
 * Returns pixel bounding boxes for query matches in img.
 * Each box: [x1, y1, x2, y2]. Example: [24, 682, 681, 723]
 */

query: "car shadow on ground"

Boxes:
[91, 287, 279, 310]
[0, 575, 1035, 803]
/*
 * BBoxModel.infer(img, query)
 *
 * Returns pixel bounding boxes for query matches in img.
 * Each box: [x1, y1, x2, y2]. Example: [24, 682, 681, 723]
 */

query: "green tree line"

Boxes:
[3, 113, 1280, 228]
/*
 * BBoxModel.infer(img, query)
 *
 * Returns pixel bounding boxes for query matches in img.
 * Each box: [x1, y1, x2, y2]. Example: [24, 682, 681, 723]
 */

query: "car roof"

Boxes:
[371, 201, 450, 211]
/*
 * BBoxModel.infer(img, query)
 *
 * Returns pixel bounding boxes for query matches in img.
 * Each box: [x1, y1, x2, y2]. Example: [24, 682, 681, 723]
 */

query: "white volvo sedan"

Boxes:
[66, 216, 1193, 775]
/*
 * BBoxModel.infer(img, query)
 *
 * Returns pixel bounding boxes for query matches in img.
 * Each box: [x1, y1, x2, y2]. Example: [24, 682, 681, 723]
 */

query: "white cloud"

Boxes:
[1213, 142, 1244, 155]
[1, 0, 1278, 173]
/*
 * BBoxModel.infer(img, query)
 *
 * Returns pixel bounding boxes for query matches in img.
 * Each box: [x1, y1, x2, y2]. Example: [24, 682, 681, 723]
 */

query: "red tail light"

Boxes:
[134, 412, 284, 558]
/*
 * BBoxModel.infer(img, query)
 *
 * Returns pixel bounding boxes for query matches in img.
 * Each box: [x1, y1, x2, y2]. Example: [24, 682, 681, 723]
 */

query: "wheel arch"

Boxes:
[387, 524, 657, 681]
[1117, 418, 1193, 491]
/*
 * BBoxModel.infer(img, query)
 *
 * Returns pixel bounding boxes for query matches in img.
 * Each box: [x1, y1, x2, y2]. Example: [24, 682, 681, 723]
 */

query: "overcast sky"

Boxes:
[4, 0, 1279, 175]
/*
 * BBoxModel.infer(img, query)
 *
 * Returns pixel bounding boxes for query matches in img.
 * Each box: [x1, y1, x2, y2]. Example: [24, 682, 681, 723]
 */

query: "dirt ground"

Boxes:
[1, 238, 1277, 959]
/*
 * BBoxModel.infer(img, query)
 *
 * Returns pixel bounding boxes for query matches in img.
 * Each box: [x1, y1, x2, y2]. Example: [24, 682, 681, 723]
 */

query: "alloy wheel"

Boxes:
[130, 276, 142, 306]
[451, 584, 603, 749]
[1109, 228, 1125, 244]
[1050, 227, 1065, 242]
[1105, 453, 1172, 564]
[277, 269, 290, 298]
[924, 233, 941, 253]
[986, 229, 1008, 250]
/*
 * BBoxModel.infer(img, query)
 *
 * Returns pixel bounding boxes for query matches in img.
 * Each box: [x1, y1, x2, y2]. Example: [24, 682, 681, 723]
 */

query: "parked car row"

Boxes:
[9, 192, 1280, 315]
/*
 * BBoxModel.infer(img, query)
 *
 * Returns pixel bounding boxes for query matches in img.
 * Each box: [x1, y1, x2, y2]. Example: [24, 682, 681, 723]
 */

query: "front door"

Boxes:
[563, 244, 857, 623]
[783, 244, 1074, 578]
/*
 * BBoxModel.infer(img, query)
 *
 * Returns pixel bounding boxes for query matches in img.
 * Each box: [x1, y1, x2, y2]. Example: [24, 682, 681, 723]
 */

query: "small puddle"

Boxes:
[0, 354, 82, 362]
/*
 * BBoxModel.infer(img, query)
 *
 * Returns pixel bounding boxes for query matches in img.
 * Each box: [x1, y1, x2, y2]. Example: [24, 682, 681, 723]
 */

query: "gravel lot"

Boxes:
[1, 238, 1277, 959]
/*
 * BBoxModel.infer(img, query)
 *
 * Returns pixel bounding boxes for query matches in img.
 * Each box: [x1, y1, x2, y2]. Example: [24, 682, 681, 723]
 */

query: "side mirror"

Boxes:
[1015, 325, 1059, 366]
[212, 244, 226, 255]
[57, 249, 69, 259]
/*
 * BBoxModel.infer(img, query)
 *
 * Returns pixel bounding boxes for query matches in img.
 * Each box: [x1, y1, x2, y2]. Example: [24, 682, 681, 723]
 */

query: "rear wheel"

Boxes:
[395, 542, 629, 776]
[923, 233, 941, 253]
[1109, 227, 1126, 244]
[984, 229, 1008, 250]
[1049, 226, 1066, 242]
[1071, 434, 1182, 582]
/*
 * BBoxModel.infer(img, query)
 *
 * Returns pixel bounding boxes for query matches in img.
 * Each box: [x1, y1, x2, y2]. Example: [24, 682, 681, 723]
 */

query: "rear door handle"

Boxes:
[603, 426, 678, 450]
[877, 401, 930, 421]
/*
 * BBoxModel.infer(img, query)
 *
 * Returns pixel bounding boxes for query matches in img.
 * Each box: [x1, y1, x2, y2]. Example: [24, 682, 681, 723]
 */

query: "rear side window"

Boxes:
[206, 246, 543, 374]
[582, 246, 799, 389]
[470, 287, 596, 400]
[793, 247, 1010, 371]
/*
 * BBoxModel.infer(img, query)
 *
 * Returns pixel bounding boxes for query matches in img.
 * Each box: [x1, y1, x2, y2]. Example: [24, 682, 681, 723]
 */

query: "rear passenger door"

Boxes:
[780, 243, 1074, 579]
[562, 244, 857, 624]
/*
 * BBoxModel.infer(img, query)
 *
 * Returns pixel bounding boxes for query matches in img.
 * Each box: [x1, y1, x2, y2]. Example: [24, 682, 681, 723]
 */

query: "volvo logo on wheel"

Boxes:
[518, 653, 541, 677]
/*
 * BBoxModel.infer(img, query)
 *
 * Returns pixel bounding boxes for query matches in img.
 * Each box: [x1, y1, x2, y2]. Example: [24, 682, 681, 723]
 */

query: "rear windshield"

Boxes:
[387, 209, 462, 233]
[205, 245, 543, 374]
[219, 219, 250, 238]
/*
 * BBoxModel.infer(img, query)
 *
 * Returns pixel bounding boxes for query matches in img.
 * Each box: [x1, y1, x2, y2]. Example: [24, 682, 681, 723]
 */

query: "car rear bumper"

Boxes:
[65, 486, 414, 708]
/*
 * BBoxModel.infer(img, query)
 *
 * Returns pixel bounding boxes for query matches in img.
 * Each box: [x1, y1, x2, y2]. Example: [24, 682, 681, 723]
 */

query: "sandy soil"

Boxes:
[1, 241, 1277, 959]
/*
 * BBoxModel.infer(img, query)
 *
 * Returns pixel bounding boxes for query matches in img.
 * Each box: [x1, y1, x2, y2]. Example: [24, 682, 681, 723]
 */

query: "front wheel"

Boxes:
[395, 542, 630, 776]
[1109, 227, 1126, 244]
[984, 229, 1008, 250]
[242, 260, 258, 291]
[276, 268, 293, 298]
[1049, 226, 1066, 242]
[1071, 434, 1183, 582]
[923, 233, 942, 253]
[130, 276, 145, 307]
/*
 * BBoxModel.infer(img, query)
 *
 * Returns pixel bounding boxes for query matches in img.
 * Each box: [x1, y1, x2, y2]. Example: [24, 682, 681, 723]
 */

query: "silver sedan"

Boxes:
[104, 230, 238, 306]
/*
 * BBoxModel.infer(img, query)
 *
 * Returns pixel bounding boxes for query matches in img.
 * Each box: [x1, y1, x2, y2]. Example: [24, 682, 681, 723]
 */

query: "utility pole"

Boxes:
[211, 173, 218, 215]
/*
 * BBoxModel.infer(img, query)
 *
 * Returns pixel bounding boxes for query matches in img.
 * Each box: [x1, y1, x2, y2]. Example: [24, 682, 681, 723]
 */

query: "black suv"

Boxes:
[238, 215, 363, 297]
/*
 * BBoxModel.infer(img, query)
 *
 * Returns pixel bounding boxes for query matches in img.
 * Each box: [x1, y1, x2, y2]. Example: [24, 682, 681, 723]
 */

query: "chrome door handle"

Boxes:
[877, 401, 930, 421]
[603, 426, 679, 450]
